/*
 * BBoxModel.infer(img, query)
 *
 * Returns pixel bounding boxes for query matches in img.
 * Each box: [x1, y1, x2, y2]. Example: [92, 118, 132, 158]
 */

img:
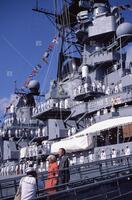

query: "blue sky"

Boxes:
[0, 0, 57, 96]
[0, 0, 132, 113]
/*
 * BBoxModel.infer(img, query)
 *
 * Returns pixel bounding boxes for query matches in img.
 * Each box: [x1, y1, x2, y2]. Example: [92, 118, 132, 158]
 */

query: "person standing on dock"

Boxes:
[58, 148, 70, 186]
[14, 167, 37, 200]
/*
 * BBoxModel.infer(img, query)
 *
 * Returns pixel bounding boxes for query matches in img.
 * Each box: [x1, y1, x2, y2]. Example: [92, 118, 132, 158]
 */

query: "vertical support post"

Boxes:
[117, 126, 119, 144]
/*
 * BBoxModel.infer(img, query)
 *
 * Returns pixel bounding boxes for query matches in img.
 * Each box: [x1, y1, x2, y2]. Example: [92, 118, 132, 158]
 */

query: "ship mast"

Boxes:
[33, 0, 83, 81]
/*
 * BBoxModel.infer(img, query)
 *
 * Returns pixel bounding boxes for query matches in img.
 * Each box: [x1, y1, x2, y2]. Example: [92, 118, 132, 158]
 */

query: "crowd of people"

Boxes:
[20, 141, 51, 159]
[13, 145, 132, 199]
[1, 144, 131, 177]
[14, 148, 70, 200]
[33, 98, 71, 116]
[74, 80, 123, 97]
[32, 80, 123, 119]
[99, 145, 131, 160]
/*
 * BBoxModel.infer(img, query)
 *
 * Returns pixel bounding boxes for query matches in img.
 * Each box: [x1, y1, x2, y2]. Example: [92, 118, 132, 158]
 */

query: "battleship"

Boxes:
[0, 0, 132, 199]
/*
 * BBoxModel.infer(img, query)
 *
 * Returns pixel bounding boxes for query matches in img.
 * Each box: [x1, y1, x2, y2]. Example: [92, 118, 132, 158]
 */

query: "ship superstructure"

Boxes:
[31, 0, 132, 160]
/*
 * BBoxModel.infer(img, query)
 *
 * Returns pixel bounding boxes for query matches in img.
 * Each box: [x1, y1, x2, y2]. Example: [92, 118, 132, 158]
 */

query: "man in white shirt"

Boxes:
[6, 165, 10, 176]
[88, 152, 93, 162]
[84, 82, 88, 93]
[80, 154, 84, 164]
[78, 85, 82, 94]
[16, 167, 37, 200]
[102, 84, 106, 93]
[1, 166, 4, 176]
[20, 163, 23, 174]
[100, 150, 106, 160]
[92, 82, 96, 92]
[112, 148, 117, 158]
[111, 148, 117, 166]
[105, 86, 111, 95]
[125, 146, 130, 156]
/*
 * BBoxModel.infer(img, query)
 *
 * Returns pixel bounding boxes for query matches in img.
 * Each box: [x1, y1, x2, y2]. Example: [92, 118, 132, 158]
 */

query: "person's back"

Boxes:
[15, 167, 37, 200]
[21, 175, 36, 200]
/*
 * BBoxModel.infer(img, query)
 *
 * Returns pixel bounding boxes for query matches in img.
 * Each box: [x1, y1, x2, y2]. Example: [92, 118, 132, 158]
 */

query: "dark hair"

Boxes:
[59, 148, 66, 154]
[27, 171, 37, 178]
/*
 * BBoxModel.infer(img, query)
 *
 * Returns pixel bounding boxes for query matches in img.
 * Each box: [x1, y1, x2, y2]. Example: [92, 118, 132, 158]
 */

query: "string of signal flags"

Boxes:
[5, 36, 58, 114]
[23, 36, 58, 88]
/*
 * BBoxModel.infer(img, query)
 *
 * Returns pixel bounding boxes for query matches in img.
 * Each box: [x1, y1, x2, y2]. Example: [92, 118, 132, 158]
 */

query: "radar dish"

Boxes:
[116, 22, 132, 38]
[28, 80, 40, 90]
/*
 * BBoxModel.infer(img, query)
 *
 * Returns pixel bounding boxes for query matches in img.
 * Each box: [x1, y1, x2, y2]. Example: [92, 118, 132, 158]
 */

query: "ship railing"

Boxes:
[73, 85, 93, 97]
[2, 172, 132, 200]
[33, 106, 70, 117]
[86, 89, 132, 114]
[36, 155, 132, 199]
[1, 154, 132, 199]
[35, 173, 132, 200]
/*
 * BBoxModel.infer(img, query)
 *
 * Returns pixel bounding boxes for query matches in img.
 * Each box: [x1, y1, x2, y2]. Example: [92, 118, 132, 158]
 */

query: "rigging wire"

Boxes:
[41, 44, 58, 93]
[40, 0, 59, 94]
[63, 0, 75, 75]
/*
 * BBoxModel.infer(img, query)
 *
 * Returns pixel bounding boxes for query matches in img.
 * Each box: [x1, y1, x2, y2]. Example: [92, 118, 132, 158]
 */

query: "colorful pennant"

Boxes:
[23, 36, 58, 88]
[42, 36, 58, 64]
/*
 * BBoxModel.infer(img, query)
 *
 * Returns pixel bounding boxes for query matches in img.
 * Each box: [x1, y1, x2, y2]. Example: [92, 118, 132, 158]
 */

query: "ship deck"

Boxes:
[1, 154, 132, 200]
